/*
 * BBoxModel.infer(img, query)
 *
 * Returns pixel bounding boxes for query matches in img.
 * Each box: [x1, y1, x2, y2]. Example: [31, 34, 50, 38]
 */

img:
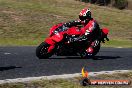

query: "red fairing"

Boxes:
[102, 28, 109, 35]
[49, 23, 63, 36]
[67, 27, 81, 35]
[45, 33, 63, 45]
[51, 33, 63, 42]
[45, 38, 55, 45]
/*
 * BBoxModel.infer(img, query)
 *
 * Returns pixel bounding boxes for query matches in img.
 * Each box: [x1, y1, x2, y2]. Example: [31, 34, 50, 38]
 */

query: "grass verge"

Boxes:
[0, 0, 131, 47]
[102, 39, 132, 48]
[0, 38, 132, 48]
[0, 71, 132, 88]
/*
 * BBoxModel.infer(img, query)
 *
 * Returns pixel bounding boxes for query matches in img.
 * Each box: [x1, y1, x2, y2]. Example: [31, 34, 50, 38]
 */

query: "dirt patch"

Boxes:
[2, 10, 15, 14]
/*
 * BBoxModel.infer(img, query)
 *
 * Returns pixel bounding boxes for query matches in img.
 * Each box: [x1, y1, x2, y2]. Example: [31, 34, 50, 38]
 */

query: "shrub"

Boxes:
[76, 0, 128, 10]
[112, 0, 128, 9]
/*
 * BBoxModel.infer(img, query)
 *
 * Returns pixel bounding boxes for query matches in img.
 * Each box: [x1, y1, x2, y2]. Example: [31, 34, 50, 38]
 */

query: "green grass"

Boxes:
[0, 71, 132, 88]
[0, 0, 131, 47]
[102, 39, 132, 48]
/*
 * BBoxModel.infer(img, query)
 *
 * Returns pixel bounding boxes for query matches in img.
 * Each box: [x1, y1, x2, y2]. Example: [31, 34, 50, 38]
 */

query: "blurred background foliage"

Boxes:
[75, 0, 131, 10]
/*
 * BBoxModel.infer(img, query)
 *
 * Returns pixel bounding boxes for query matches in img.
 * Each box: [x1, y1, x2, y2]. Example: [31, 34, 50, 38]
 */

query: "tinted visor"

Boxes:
[79, 15, 85, 21]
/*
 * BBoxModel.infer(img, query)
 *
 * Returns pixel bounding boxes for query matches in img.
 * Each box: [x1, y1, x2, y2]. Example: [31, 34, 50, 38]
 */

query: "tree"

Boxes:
[77, 0, 128, 10]
[113, 0, 128, 9]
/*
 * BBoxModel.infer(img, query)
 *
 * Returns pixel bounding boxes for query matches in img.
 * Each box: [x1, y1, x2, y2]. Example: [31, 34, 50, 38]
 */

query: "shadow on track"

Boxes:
[0, 66, 22, 71]
[49, 56, 121, 60]
[93, 56, 121, 60]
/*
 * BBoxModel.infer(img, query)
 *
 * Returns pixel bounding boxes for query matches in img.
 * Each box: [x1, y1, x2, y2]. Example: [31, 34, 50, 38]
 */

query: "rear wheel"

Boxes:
[81, 44, 100, 58]
[36, 42, 53, 59]
[92, 44, 100, 56]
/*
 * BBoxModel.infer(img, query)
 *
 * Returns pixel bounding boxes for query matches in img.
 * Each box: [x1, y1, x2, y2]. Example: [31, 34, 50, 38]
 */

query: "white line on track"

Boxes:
[4, 53, 11, 55]
[0, 70, 131, 84]
[116, 47, 123, 48]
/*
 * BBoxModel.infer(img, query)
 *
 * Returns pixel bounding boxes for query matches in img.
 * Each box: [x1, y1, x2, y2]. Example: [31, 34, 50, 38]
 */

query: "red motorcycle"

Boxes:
[36, 23, 109, 59]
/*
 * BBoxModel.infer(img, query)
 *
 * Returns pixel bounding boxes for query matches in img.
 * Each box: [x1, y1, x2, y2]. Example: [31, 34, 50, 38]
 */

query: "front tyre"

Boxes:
[36, 42, 53, 59]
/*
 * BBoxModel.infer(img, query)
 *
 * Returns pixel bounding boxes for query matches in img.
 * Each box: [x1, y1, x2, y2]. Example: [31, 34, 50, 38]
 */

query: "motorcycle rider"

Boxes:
[64, 8, 102, 57]
[48, 8, 102, 57]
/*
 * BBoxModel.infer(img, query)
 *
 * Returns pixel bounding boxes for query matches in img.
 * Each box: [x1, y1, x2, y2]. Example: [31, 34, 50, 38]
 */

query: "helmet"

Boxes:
[79, 8, 91, 21]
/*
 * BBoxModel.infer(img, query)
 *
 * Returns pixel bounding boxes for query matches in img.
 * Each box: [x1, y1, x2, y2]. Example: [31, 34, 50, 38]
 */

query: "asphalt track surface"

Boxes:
[0, 47, 132, 80]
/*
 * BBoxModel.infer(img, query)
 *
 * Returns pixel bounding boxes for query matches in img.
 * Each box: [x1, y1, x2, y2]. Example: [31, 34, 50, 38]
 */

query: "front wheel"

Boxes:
[36, 42, 53, 59]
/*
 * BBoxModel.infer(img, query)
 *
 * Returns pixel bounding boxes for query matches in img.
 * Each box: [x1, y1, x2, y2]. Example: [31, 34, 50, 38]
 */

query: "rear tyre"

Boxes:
[92, 44, 100, 56]
[81, 44, 100, 59]
[36, 42, 53, 59]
